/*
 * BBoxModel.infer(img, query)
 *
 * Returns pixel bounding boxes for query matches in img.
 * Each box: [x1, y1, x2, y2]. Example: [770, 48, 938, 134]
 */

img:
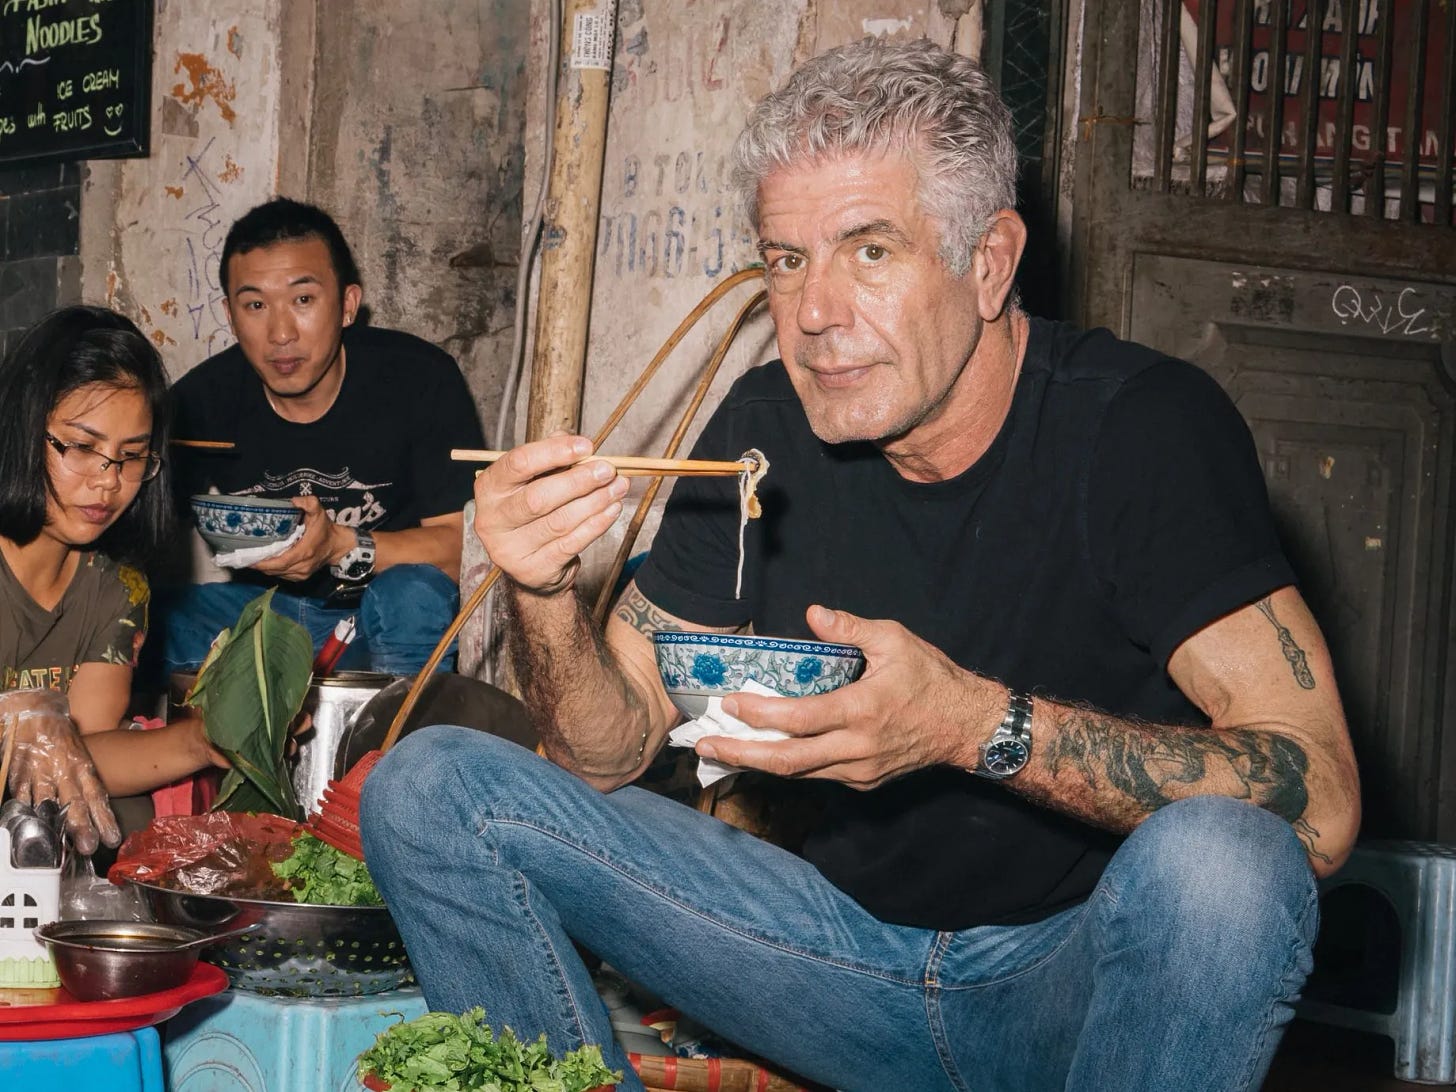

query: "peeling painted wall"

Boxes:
[308, 0, 528, 437]
[80, 0, 528, 435]
[80, 0, 289, 376]
[522, 0, 966, 580]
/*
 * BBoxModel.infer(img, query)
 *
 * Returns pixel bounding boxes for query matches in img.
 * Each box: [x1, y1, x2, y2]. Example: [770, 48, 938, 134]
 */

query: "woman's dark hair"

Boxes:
[0, 305, 174, 562]
[219, 197, 362, 298]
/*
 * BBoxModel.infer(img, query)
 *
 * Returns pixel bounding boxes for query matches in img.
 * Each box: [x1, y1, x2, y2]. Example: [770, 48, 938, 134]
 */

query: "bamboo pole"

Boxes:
[525, 0, 618, 441]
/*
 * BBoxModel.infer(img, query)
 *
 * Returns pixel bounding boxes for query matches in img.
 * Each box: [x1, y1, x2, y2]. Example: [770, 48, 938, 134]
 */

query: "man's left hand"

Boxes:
[696, 605, 1004, 790]
[249, 496, 349, 582]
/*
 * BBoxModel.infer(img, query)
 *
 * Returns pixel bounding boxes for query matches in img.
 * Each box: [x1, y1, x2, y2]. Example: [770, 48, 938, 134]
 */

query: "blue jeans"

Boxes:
[157, 565, 459, 676]
[361, 729, 1319, 1092]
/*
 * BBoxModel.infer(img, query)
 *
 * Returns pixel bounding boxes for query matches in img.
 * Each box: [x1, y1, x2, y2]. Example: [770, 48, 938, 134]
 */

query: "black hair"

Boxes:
[0, 305, 174, 563]
[218, 197, 362, 298]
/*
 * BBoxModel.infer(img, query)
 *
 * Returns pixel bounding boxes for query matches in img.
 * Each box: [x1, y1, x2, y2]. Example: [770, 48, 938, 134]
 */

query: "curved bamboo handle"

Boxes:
[379, 267, 765, 753]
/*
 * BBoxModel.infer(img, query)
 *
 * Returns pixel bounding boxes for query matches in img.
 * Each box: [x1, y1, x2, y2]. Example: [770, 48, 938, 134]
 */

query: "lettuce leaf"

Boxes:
[357, 1007, 621, 1092]
[271, 831, 384, 906]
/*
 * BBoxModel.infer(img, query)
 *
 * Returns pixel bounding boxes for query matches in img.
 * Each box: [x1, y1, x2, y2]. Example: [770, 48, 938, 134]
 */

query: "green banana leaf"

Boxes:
[184, 589, 314, 820]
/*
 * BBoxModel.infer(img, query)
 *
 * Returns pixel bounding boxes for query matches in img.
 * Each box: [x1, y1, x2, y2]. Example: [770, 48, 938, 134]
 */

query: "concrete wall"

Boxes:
[0, 161, 81, 362]
[520, 0, 971, 584]
[80, 0, 293, 375]
[307, 0, 528, 436]
[80, 0, 529, 445]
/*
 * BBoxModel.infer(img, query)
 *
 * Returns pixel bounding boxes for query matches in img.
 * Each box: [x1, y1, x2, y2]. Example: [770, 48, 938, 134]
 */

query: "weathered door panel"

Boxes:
[1128, 255, 1456, 835]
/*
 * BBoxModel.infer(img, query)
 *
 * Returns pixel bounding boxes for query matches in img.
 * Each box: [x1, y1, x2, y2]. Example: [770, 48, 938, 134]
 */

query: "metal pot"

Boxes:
[33, 920, 234, 1001]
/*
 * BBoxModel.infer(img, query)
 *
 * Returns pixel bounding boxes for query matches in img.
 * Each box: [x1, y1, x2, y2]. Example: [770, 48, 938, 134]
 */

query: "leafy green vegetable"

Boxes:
[186, 588, 313, 820]
[357, 1007, 621, 1092]
[272, 831, 384, 906]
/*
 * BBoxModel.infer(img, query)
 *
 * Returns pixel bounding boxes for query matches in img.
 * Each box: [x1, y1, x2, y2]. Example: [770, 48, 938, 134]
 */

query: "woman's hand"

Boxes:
[1, 689, 122, 855]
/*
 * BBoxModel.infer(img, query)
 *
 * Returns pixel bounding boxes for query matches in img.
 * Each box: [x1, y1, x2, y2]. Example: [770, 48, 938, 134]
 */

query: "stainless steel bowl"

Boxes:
[128, 879, 412, 996]
[34, 920, 212, 1001]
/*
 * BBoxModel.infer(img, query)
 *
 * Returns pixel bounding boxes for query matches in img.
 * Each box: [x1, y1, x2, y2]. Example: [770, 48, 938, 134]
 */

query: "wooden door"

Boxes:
[1065, 0, 1456, 837]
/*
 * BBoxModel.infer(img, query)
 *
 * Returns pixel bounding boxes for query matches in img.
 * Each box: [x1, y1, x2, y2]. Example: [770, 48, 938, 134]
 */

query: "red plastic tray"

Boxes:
[0, 962, 227, 1040]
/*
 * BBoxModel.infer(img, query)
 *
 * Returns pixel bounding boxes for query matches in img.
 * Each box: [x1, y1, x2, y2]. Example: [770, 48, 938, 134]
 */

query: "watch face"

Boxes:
[983, 738, 1030, 776]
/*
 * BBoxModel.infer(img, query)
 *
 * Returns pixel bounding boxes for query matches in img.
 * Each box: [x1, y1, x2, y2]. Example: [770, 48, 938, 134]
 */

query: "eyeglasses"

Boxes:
[44, 433, 162, 483]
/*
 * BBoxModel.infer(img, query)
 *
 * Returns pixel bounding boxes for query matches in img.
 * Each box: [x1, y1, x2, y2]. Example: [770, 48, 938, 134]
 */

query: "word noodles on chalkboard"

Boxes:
[0, 0, 153, 166]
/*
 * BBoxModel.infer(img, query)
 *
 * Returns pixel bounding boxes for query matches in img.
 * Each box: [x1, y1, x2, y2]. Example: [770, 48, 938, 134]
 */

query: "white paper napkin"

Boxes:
[212, 524, 305, 569]
[667, 679, 787, 787]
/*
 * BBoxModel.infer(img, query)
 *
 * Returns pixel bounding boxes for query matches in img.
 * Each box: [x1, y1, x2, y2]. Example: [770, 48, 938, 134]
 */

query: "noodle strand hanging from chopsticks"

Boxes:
[735, 448, 769, 599]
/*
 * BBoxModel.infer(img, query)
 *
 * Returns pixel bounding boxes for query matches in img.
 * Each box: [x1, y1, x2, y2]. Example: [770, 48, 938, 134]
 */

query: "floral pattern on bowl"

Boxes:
[653, 632, 865, 719]
[190, 495, 300, 553]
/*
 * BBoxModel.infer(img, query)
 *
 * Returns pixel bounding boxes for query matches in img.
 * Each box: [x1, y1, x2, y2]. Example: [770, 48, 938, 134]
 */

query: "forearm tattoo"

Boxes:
[1046, 712, 1332, 865]
[1257, 597, 1316, 690]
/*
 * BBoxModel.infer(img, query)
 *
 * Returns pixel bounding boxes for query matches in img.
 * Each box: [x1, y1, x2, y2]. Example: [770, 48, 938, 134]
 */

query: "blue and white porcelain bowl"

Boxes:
[190, 494, 301, 553]
[653, 632, 865, 720]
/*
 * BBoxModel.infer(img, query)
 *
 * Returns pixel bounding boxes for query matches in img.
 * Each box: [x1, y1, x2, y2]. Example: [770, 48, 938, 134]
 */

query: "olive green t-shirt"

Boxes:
[0, 550, 149, 694]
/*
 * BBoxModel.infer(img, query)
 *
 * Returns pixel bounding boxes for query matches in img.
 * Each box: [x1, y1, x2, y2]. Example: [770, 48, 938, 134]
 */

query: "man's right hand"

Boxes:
[472, 434, 630, 595]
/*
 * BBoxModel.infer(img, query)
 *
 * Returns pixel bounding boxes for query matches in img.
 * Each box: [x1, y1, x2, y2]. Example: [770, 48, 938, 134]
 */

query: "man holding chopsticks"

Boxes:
[156, 198, 484, 677]
[362, 38, 1358, 1092]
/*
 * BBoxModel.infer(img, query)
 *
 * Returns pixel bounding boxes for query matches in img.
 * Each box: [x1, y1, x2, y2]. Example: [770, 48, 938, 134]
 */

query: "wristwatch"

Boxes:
[975, 690, 1034, 779]
[329, 529, 376, 582]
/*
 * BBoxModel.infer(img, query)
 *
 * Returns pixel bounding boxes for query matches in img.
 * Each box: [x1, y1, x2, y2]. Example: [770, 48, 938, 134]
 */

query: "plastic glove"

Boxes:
[0, 689, 122, 856]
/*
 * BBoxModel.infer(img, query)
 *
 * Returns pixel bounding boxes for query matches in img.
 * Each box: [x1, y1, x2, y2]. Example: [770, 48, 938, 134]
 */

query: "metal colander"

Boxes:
[128, 879, 412, 996]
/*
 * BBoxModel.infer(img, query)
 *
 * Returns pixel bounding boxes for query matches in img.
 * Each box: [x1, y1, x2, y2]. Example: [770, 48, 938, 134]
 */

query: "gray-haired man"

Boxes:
[363, 37, 1358, 1092]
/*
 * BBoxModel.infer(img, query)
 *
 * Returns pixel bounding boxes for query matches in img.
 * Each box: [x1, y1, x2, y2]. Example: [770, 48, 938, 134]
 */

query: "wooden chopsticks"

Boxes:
[450, 449, 753, 477]
[171, 439, 236, 449]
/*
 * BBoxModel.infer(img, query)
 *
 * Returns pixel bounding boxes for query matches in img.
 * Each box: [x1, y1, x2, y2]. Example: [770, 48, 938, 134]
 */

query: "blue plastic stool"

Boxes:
[164, 986, 427, 1092]
[1299, 840, 1456, 1084]
[0, 1025, 164, 1091]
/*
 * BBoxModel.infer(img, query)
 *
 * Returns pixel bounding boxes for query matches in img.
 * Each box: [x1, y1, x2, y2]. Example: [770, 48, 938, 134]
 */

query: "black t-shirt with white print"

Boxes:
[171, 325, 485, 600]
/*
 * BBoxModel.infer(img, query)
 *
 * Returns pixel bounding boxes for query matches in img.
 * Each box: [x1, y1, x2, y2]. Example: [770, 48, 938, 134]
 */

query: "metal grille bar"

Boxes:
[1330, 0, 1360, 212]
[1364, 0, 1396, 216]
[1437, 0, 1456, 225]
[1262, 0, 1290, 204]
[1295, 0, 1324, 208]
[1398, 0, 1430, 219]
[1153, 0, 1183, 192]
[1190, 0, 1217, 192]
[1226, 0, 1254, 202]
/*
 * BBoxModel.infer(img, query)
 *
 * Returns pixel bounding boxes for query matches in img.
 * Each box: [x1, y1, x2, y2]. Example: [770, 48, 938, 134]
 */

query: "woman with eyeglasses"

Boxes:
[0, 305, 224, 854]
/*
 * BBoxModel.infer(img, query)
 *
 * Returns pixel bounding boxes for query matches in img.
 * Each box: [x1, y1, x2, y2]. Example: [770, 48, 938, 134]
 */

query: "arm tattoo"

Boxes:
[613, 583, 683, 636]
[611, 581, 745, 637]
[1046, 712, 1333, 865]
[1256, 598, 1316, 690]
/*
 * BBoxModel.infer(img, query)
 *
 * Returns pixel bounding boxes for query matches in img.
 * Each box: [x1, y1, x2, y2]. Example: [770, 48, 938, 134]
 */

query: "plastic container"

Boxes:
[0, 826, 61, 988]
[0, 1026, 164, 1091]
[164, 984, 428, 1091]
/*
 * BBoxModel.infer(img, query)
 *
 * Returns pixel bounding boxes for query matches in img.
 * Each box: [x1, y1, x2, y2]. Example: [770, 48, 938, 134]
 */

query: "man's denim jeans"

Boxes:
[158, 564, 459, 676]
[362, 728, 1319, 1092]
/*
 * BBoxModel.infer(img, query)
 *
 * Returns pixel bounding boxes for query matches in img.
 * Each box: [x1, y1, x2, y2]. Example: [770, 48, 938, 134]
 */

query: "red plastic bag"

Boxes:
[108, 812, 302, 900]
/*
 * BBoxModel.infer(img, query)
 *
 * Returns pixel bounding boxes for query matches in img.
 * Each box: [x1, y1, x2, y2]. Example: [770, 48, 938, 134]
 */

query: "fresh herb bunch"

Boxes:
[357, 1007, 621, 1092]
[272, 831, 384, 906]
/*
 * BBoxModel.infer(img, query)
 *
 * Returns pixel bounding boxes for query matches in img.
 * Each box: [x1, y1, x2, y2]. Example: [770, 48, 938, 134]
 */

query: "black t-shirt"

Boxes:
[170, 325, 485, 599]
[636, 317, 1296, 930]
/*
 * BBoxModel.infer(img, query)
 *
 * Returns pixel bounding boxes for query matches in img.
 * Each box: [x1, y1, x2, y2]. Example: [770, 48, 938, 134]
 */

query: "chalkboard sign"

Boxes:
[0, 0, 153, 166]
